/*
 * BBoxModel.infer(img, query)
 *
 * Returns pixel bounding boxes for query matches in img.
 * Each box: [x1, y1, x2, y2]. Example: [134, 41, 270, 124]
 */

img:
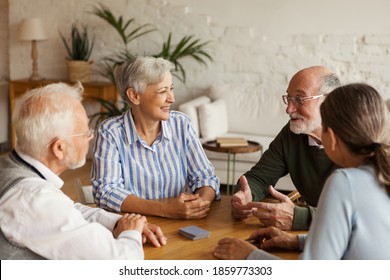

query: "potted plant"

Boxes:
[60, 22, 95, 83]
[88, 98, 129, 127]
[87, 3, 213, 128]
[90, 3, 213, 84]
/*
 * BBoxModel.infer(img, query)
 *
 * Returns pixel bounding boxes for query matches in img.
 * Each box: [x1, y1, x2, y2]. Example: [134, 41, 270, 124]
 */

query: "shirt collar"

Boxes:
[161, 118, 172, 140]
[15, 148, 64, 189]
[308, 135, 324, 148]
[124, 110, 172, 145]
[124, 110, 140, 145]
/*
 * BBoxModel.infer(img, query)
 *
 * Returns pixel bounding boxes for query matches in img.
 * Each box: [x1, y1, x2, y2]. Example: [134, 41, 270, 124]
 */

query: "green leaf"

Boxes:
[90, 3, 155, 45]
[153, 33, 213, 82]
[89, 4, 213, 90]
[88, 97, 130, 128]
[59, 22, 94, 60]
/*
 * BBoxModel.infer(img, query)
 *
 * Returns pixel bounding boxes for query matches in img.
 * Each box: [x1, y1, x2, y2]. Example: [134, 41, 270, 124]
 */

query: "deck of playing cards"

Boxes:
[179, 225, 210, 240]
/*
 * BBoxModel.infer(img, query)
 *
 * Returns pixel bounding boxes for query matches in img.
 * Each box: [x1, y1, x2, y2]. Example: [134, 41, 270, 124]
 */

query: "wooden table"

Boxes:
[9, 79, 117, 148]
[59, 175, 303, 260]
[144, 196, 302, 260]
[202, 140, 262, 195]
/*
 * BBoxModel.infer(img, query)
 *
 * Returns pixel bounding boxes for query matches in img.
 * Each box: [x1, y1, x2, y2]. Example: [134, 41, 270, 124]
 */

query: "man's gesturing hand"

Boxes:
[231, 175, 253, 219]
[248, 185, 295, 230]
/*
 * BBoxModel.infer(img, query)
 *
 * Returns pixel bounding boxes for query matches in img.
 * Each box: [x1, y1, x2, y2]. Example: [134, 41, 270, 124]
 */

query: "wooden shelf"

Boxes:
[9, 79, 117, 148]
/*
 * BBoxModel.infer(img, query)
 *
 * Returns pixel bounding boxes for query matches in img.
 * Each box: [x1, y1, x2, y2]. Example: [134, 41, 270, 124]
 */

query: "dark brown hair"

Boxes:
[320, 83, 390, 196]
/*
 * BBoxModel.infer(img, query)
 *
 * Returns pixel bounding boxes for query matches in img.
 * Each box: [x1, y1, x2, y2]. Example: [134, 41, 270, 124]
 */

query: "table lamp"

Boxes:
[19, 18, 48, 80]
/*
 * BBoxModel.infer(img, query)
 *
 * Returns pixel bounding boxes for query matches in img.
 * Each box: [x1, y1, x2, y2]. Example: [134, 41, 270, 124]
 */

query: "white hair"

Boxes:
[12, 82, 83, 158]
[115, 56, 175, 104]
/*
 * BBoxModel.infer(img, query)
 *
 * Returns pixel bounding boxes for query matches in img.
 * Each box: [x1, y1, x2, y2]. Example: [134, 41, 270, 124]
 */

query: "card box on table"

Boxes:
[179, 225, 210, 240]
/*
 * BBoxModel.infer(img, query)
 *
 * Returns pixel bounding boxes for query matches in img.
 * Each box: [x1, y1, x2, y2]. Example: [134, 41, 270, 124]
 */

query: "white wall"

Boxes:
[7, 0, 390, 108]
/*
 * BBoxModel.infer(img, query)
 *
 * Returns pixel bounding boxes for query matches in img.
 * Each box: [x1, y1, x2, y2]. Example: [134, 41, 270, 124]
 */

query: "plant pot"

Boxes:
[66, 60, 93, 83]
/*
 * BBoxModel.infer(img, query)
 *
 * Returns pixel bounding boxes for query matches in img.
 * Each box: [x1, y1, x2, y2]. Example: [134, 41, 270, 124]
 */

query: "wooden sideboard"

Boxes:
[9, 79, 117, 148]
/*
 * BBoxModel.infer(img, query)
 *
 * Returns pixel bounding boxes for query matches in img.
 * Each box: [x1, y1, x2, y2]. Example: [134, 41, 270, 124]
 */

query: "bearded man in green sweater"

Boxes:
[232, 66, 341, 230]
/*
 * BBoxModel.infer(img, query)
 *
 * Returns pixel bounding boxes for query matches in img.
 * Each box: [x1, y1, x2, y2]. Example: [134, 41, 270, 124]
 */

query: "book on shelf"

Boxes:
[216, 137, 248, 147]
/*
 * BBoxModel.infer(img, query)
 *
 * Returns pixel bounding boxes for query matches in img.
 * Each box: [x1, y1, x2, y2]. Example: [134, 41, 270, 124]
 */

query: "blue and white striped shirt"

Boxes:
[91, 110, 220, 212]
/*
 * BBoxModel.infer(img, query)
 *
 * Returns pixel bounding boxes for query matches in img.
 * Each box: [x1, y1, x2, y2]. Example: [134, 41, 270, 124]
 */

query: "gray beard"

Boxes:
[289, 120, 307, 134]
[68, 158, 86, 170]
[65, 144, 87, 170]
[289, 119, 320, 135]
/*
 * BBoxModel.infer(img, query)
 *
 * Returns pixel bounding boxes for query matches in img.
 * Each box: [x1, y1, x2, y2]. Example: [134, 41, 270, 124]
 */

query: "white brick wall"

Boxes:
[5, 0, 390, 109]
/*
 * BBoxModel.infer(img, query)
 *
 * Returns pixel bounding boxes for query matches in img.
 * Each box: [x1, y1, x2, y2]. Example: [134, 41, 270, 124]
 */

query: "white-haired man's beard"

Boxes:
[65, 144, 87, 170]
[289, 112, 321, 135]
[68, 157, 86, 170]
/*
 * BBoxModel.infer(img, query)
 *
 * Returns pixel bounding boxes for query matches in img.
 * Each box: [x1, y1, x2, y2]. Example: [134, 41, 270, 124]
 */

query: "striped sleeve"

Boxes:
[182, 114, 220, 198]
[91, 117, 130, 212]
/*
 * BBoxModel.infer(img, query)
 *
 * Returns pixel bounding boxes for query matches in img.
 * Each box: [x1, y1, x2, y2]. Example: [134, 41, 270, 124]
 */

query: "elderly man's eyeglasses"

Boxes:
[70, 128, 95, 139]
[282, 94, 328, 106]
[46, 128, 94, 148]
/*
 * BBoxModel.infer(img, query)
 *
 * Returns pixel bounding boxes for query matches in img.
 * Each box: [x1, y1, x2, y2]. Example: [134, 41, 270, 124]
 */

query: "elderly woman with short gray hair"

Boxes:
[91, 56, 220, 219]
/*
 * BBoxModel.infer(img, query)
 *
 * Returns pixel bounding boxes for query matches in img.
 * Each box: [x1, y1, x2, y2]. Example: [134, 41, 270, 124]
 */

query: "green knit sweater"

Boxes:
[234, 123, 338, 230]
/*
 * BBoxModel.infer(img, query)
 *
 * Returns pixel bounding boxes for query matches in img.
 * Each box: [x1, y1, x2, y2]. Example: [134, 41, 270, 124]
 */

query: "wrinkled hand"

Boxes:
[142, 223, 167, 247]
[231, 175, 253, 219]
[113, 213, 146, 238]
[248, 186, 295, 230]
[214, 237, 257, 260]
[247, 226, 299, 250]
[164, 193, 211, 219]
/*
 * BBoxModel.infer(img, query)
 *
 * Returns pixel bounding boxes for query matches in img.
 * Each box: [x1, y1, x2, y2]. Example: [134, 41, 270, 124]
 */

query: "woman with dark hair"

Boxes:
[214, 83, 390, 259]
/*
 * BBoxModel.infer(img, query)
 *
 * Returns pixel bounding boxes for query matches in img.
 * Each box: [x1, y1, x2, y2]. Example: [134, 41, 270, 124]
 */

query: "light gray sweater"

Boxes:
[248, 165, 390, 260]
[0, 151, 45, 260]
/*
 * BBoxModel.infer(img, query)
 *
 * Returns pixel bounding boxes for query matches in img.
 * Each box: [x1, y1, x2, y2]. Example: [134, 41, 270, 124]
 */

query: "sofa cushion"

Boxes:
[178, 96, 211, 137]
[198, 99, 228, 139]
[209, 84, 289, 137]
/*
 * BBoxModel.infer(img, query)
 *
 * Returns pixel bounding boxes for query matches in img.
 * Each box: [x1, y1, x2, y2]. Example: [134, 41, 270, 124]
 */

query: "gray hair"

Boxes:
[319, 73, 341, 95]
[13, 82, 83, 158]
[114, 56, 175, 104]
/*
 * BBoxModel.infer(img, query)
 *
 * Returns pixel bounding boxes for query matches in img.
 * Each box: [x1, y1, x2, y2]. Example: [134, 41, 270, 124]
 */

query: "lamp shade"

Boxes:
[19, 18, 48, 41]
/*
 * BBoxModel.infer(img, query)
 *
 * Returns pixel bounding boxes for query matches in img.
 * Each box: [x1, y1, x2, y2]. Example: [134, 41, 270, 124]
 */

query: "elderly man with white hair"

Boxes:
[0, 82, 166, 260]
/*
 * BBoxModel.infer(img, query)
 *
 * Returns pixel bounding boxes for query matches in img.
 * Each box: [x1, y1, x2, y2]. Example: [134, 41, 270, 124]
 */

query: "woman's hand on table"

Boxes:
[214, 237, 257, 260]
[248, 226, 299, 250]
[162, 193, 211, 219]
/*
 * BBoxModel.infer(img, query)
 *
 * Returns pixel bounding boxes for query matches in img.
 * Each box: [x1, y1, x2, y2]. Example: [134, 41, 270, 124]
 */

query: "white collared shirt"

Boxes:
[308, 135, 324, 148]
[0, 150, 144, 259]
